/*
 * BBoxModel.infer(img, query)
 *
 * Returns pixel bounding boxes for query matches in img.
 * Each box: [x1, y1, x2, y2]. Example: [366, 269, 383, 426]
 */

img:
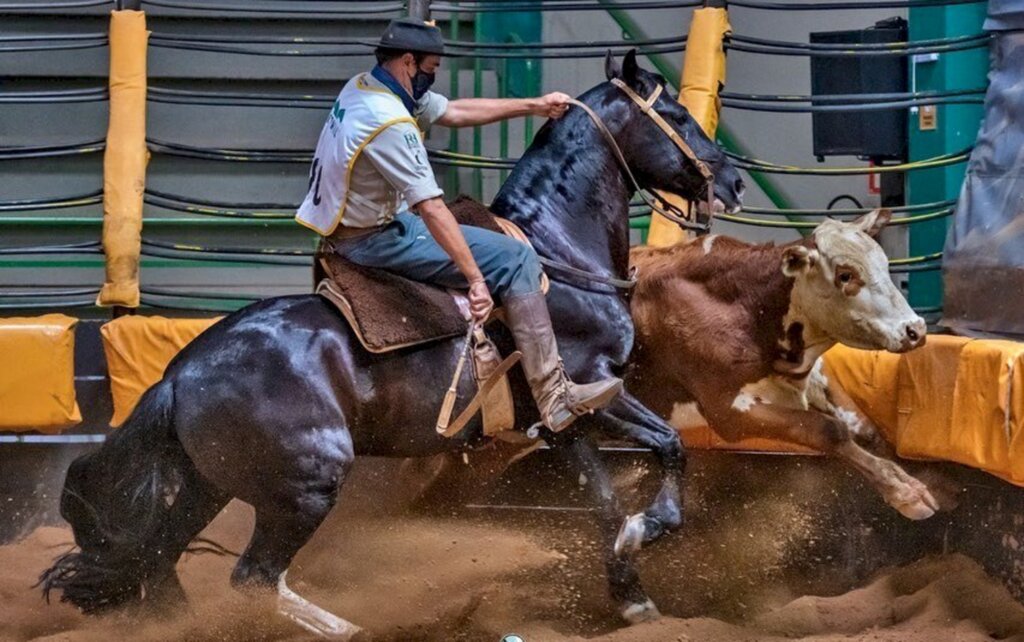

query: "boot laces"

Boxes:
[555, 358, 585, 414]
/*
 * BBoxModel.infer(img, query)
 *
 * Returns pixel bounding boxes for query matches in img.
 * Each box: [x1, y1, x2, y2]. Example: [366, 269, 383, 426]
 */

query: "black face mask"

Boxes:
[412, 68, 435, 100]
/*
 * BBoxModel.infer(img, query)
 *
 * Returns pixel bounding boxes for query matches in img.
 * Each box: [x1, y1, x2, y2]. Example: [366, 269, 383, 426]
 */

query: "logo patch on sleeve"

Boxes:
[331, 100, 346, 123]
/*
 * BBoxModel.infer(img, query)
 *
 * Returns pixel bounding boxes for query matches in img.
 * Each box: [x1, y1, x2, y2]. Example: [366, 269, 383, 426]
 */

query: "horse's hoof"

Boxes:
[621, 598, 661, 624]
[277, 572, 364, 640]
[614, 513, 645, 557]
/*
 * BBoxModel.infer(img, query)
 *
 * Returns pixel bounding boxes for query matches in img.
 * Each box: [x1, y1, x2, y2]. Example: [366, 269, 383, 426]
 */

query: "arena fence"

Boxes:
[6, 0, 1020, 483]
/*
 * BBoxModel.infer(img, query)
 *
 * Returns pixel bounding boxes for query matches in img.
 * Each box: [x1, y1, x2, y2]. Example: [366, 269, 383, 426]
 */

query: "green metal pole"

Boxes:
[500, 54, 510, 185]
[524, 57, 536, 147]
[473, 16, 484, 200]
[0, 217, 296, 227]
[447, 4, 461, 196]
[906, 3, 986, 310]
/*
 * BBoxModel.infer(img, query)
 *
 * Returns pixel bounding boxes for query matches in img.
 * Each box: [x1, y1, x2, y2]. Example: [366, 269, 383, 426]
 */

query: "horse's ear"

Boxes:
[622, 48, 639, 85]
[605, 49, 621, 80]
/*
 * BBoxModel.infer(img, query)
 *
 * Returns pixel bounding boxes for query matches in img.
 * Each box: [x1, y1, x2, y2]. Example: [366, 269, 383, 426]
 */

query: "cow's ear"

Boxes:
[854, 208, 891, 238]
[781, 245, 819, 277]
[605, 50, 621, 80]
[622, 48, 639, 85]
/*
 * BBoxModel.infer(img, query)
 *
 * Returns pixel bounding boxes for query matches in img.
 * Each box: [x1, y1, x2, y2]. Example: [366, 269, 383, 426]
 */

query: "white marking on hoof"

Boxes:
[621, 598, 661, 624]
[669, 402, 708, 430]
[731, 392, 757, 412]
[277, 572, 363, 640]
[614, 513, 645, 558]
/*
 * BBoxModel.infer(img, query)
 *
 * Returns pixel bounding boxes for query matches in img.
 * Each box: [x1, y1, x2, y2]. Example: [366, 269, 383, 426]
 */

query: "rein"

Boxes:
[537, 256, 638, 292]
[529, 81, 719, 294]
[568, 79, 717, 235]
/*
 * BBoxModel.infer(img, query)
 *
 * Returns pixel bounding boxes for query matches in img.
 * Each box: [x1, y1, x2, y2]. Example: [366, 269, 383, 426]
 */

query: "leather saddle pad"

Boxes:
[316, 195, 515, 354]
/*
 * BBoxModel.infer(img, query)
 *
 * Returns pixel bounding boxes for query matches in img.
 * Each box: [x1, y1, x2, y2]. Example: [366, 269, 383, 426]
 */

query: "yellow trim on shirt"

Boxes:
[355, 73, 402, 100]
[322, 116, 419, 235]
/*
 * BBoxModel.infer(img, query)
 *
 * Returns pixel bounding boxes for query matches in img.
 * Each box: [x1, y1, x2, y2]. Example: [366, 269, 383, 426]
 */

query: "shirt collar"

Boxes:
[370, 65, 417, 116]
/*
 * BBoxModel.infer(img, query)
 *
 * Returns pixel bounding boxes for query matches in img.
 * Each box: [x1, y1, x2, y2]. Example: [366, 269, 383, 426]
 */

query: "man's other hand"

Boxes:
[535, 92, 572, 120]
[468, 279, 494, 322]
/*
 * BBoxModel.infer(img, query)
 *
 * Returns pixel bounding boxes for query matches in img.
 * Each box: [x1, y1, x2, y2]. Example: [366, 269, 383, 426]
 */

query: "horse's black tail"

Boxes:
[39, 379, 193, 613]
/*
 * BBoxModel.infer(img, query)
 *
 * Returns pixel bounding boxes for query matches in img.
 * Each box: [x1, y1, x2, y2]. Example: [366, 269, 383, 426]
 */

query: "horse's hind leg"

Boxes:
[231, 488, 362, 640]
[145, 457, 231, 612]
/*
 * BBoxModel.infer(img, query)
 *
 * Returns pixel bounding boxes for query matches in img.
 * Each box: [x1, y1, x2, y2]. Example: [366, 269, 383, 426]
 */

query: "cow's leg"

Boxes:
[598, 392, 686, 556]
[810, 362, 958, 511]
[550, 428, 660, 624]
[808, 360, 893, 456]
[702, 394, 939, 520]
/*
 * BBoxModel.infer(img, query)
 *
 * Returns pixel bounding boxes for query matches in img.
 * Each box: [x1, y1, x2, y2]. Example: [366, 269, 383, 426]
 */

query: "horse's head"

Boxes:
[782, 210, 926, 353]
[603, 49, 744, 217]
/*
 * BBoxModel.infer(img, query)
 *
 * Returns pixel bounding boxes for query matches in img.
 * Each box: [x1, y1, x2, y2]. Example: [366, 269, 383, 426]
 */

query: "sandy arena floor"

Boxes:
[3, 495, 1024, 642]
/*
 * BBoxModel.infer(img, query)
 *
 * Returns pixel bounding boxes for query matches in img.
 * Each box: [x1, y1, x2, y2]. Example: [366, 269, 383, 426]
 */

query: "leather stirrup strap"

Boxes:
[437, 351, 523, 438]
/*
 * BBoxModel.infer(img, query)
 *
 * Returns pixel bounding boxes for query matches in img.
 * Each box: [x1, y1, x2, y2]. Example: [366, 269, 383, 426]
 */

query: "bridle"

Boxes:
[568, 78, 717, 235]
[529, 80, 720, 294]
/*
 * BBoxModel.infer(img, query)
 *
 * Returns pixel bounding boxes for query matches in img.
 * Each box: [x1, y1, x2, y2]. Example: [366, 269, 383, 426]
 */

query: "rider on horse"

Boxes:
[296, 18, 623, 432]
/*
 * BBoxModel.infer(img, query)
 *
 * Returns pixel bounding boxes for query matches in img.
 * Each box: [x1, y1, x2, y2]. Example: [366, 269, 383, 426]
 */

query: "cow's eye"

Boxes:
[838, 271, 852, 284]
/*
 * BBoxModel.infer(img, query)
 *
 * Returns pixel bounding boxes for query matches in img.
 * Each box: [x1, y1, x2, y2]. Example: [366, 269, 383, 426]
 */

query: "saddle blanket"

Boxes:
[315, 195, 534, 354]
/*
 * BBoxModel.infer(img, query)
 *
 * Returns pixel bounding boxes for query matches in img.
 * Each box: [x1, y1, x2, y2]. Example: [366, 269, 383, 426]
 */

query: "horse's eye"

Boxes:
[838, 272, 852, 284]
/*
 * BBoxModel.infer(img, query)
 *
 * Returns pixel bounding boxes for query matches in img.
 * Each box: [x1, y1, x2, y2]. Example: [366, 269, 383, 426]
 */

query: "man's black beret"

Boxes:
[378, 17, 445, 56]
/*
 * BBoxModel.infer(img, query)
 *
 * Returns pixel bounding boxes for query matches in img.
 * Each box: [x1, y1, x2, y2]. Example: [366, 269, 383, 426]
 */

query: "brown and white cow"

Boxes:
[626, 209, 939, 522]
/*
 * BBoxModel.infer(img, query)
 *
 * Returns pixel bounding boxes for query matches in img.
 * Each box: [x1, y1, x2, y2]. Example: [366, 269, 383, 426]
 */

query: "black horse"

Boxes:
[42, 51, 744, 635]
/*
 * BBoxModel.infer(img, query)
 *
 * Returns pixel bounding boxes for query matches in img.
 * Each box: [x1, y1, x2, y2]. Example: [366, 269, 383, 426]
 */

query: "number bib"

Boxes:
[296, 74, 417, 235]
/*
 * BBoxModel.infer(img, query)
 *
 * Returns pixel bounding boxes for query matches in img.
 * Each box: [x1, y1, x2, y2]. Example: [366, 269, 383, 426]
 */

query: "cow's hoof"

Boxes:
[614, 513, 645, 557]
[891, 485, 939, 520]
[621, 598, 661, 624]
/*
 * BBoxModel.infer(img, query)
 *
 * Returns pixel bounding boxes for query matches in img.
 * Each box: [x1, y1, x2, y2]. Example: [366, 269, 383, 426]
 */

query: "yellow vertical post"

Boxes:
[96, 10, 149, 308]
[646, 6, 730, 247]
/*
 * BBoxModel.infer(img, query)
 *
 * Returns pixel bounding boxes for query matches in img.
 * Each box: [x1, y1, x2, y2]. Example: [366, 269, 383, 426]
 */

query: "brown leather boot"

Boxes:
[504, 291, 623, 432]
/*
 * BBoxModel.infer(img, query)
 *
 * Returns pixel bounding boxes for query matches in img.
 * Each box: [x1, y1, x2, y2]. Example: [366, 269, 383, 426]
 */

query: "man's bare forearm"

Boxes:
[414, 197, 484, 284]
[436, 97, 539, 128]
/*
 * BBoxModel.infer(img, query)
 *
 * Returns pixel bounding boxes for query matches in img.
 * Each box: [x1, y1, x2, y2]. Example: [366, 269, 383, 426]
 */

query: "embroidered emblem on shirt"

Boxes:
[331, 100, 346, 123]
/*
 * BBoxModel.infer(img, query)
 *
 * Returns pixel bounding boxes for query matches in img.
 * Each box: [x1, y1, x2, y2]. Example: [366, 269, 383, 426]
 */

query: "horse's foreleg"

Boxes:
[599, 392, 686, 556]
[550, 429, 660, 624]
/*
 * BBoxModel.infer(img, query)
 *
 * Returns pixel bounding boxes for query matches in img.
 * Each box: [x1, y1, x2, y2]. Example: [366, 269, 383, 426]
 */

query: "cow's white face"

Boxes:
[782, 210, 926, 353]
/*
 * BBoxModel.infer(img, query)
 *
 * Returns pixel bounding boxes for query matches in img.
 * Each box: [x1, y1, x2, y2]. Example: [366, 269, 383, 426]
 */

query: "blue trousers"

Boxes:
[333, 212, 543, 303]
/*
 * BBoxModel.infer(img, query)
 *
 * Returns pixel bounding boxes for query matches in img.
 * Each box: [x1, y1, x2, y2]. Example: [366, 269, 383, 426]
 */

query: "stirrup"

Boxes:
[556, 358, 598, 417]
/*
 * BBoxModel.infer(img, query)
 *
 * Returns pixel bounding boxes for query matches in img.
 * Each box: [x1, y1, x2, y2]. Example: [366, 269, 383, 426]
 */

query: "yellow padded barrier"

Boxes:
[0, 315, 81, 432]
[96, 10, 149, 308]
[822, 337, 1024, 487]
[647, 7, 731, 247]
[678, 337, 1024, 483]
[822, 345, 901, 444]
[101, 316, 220, 426]
[896, 335, 1024, 485]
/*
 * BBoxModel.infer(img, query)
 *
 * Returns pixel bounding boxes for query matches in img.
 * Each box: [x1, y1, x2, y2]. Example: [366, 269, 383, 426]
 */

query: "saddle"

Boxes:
[315, 195, 543, 353]
[314, 195, 541, 438]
